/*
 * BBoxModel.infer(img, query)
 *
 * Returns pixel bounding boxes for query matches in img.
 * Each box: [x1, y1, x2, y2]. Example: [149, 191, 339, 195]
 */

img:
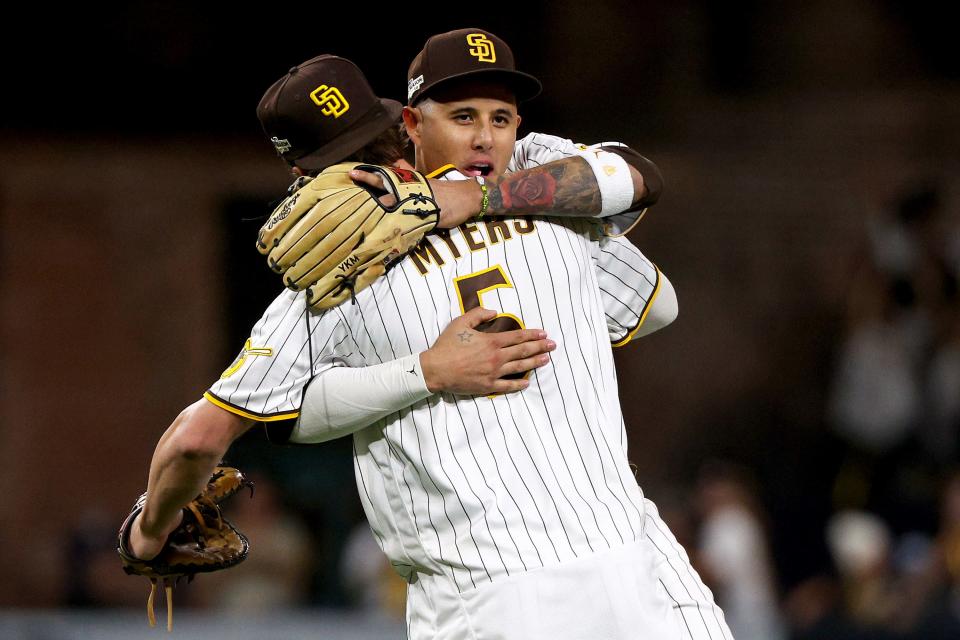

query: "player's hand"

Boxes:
[420, 307, 555, 395]
[349, 168, 479, 229]
[127, 510, 183, 561]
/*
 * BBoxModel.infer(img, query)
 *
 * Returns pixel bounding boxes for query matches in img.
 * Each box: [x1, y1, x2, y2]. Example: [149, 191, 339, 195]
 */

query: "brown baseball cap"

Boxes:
[407, 28, 542, 105]
[257, 55, 403, 171]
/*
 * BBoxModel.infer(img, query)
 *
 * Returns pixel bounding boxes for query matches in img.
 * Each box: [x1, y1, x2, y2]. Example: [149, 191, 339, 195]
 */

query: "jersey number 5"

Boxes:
[453, 265, 525, 333]
[454, 265, 527, 380]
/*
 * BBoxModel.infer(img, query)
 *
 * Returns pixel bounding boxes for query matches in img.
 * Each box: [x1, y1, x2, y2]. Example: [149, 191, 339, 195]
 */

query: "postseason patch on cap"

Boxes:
[407, 75, 424, 101]
[271, 136, 292, 154]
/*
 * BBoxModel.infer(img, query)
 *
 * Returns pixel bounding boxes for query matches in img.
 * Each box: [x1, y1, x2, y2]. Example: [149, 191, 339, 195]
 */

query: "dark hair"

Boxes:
[307, 122, 409, 175]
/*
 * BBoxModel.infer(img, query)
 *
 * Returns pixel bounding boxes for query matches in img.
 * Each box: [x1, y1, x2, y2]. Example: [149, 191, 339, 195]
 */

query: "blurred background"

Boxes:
[2, 1, 959, 638]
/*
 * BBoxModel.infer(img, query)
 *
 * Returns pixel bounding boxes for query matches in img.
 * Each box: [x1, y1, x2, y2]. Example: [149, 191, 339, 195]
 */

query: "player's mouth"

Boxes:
[461, 162, 494, 178]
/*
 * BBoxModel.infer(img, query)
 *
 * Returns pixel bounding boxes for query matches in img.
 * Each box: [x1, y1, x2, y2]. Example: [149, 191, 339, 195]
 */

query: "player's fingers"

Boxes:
[495, 328, 550, 347]
[349, 168, 387, 190]
[349, 169, 398, 208]
[500, 339, 556, 363]
[457, 306, 498, 329]
[489, 377, 532, 395]
[501, 353, 551, 377]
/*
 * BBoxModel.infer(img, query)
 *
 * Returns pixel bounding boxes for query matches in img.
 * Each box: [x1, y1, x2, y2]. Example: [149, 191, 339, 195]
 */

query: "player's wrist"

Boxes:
[419, 350, 446, 394]
[129, 511, 170, 561]
[574, 149, 633, 216]
[138, 506, 183, 540]
[475, 177, 489, 222]
[432, 180, 474, 229]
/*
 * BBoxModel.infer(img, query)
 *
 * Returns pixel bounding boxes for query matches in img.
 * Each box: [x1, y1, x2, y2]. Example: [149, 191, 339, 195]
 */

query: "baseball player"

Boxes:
[123, 50, 678, 621]
[210, 31, 733, 639]
[123, 55, 548, 564]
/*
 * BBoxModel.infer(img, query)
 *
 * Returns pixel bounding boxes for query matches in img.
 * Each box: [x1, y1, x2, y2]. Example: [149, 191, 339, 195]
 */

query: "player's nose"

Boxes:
[471, 122, 493, 150]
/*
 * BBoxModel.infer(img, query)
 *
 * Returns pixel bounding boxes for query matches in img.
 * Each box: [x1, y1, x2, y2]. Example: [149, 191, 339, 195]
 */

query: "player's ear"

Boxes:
[514, 114, 521, 131]
[402, 106, 423, 146]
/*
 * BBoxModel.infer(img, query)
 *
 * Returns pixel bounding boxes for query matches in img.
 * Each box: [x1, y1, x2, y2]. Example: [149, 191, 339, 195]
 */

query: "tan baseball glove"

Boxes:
[117, 466, 253, 631]
[257, 163, 440, 309]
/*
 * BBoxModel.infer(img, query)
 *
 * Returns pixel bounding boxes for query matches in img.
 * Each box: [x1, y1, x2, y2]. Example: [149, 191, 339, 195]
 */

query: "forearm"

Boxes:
[434, 154, 635, 227]
[293, 354, 431, 444]
[292, 307, 553, 443]
[139, 400, 253, 537]
[485, 156, 603, 217]
[486, 144, 662, 216]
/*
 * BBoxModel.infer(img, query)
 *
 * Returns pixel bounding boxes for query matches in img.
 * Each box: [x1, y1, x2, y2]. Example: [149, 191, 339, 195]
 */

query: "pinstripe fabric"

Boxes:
[644, 499, 735, 640]
[208, 290, 339, 418]
[594, 236, 661, 345]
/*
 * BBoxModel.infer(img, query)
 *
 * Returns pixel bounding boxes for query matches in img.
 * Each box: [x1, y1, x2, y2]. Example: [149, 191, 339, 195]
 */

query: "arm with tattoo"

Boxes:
[485, 156, 602, 216]
[429, 155, 648, 227]
[349, 153, 651, 227]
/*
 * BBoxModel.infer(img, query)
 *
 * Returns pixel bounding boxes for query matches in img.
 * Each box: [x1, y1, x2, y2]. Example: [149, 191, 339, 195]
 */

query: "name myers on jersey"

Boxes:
[408, 218, 537, 275]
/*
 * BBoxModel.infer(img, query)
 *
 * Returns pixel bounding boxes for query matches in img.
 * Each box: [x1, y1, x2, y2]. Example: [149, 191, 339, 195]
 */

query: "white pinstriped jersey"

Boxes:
[206, 133, 664, 591]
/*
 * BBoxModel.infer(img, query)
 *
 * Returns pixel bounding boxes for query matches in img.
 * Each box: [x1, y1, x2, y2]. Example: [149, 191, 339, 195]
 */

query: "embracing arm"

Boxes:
[288, 306, 555, 444]
[128, 400, 255, 559]
[418, 155, 651, 228]
[351, 140, 662, 229]
[484, 145, 662, 217]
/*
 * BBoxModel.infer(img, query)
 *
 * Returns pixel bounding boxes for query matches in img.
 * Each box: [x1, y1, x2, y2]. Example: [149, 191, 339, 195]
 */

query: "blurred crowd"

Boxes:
[63, 183, 959, 638]
[792, 181, 960, 639]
